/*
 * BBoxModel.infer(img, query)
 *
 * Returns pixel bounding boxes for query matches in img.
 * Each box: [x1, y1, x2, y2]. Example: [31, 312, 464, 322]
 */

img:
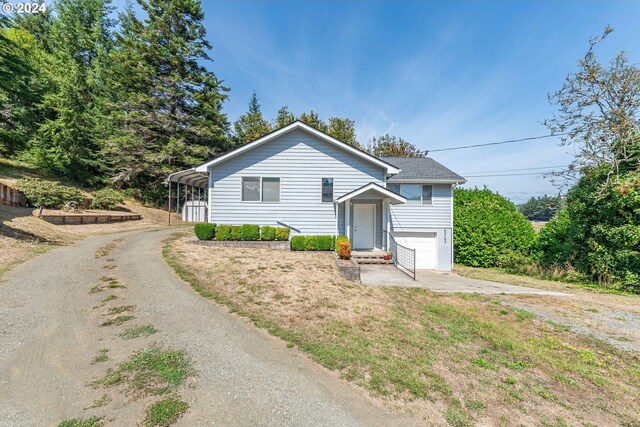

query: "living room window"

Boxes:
[388, 184, 433, 205]
[242, 177, 280, 202]
[322, 178, 334, 202]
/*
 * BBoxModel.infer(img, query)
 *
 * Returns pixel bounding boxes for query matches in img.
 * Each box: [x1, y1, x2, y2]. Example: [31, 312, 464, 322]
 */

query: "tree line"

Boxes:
[0, 1, 423, 205]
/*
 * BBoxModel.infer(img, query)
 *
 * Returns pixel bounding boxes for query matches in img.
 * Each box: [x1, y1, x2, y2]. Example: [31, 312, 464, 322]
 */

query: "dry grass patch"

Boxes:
[165, 236, 640, 426]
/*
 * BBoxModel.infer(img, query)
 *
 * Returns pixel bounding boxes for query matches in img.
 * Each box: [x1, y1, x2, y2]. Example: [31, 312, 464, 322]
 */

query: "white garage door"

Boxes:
[392, 232, 437, 270]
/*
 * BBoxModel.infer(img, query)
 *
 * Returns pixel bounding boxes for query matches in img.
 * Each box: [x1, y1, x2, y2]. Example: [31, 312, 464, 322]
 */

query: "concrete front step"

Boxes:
[353, 257, 393, 265]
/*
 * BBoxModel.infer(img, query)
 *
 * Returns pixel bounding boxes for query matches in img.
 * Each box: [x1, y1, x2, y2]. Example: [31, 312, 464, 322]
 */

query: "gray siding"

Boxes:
[209, 128, 386, 235]
[389, 184, 453, 231]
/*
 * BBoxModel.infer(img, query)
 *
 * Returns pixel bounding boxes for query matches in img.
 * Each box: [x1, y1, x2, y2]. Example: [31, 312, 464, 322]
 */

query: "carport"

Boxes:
[166, 168, 209, 224]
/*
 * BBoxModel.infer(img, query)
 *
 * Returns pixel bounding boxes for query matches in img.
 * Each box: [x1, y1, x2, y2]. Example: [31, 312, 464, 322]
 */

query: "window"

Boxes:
[322, 178, 333, 202]
[388, 184, 432, 205]
[262, 177, 280, 202]
[242, 177, 280, 202]
[422, 184, 433, 205]
[242, 177, 260, 201]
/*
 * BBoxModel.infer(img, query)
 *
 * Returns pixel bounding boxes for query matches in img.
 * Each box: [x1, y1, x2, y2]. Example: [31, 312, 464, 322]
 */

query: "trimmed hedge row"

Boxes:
[291, 235, 350, 252]
[194, 223, 291, 242]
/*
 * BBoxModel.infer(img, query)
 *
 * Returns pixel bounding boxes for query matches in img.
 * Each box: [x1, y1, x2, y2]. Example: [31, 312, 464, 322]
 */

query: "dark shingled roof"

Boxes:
[381, 157, 466, 183]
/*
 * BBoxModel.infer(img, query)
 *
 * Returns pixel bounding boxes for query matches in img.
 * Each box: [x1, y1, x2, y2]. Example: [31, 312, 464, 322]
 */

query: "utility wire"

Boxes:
[464, 171, 561, 178]
[427, 133, 568, 153]
[460, 165, 568, 175]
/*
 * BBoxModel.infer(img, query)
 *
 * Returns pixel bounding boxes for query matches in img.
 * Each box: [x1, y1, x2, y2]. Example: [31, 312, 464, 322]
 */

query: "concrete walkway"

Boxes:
[360, 265, 570, 296]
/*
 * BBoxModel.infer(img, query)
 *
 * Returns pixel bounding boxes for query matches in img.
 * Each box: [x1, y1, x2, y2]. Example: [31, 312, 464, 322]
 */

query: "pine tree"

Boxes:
[233, 92, 273, 144]
[107, 0, 230, 204]
[29, 0, 113, 185]
[273, 105, 295, 129]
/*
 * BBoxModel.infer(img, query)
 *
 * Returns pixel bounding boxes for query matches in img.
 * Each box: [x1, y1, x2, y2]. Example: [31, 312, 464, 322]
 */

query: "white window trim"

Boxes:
[241, 176, 281, 203]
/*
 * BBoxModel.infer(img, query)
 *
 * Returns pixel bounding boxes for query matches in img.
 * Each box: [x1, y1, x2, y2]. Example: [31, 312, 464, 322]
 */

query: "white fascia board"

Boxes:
[194, 121, 401, 174]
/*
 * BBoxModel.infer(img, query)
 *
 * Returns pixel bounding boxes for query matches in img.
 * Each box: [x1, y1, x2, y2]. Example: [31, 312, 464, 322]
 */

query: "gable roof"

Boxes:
[195, 121, 400, 174]
[334, 182, 407, 204]
[381, 157, 466, 184]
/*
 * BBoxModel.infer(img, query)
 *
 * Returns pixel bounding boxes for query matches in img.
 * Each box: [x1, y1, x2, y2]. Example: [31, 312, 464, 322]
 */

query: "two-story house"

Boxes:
[171, 121, 466, 271]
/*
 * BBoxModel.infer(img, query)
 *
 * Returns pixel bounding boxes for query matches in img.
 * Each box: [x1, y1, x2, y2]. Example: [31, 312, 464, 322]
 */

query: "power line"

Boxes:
[460, 165, 568, 174]
[427, 133, 568, 153]
[463, 171, 561, 178]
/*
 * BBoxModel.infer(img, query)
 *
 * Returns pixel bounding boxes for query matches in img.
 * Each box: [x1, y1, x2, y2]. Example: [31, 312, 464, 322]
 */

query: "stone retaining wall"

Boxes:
[335, 254, 361, 283]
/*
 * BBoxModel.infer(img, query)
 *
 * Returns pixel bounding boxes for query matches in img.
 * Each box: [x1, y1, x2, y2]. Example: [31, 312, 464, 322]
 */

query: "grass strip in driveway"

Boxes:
[144, 399, 189, 426]
[94, 347, 194, 397]
[163, 235, 640, 426]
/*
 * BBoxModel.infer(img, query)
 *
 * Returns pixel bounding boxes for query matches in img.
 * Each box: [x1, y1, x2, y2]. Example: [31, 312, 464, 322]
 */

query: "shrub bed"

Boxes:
[202, 224, 291, 242]
[241, 224, 260, 241]
[261, 226, 276, 241]
[90, 188, 125, 210]
[16, 177, 84, 208]
[194, 223, 216, 241]
[290, 235, 338, 251]
[276, 227, 290, 241]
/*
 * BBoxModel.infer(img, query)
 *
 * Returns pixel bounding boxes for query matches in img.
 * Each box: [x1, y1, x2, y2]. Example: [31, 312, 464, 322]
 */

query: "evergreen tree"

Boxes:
[298, 110, 327, 132]
[107, 0, 230, 204]
[327, 117, 359, 147]
[29, 0, 113, 185]
[366, 134, 425, 157]
[233, 92, 272, 144]
[0, 17, 44, 154]
[273, 105, 295, 129]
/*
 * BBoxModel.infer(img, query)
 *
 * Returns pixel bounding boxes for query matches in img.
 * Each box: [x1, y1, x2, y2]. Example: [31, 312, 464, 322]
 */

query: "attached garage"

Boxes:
[391, 232, 438, 270]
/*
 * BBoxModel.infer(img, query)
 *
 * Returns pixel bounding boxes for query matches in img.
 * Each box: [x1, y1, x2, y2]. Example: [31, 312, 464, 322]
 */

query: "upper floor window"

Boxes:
[242, 177, 280, 202]
[388, 184, 432, 205]
[322, 178, 333, 202]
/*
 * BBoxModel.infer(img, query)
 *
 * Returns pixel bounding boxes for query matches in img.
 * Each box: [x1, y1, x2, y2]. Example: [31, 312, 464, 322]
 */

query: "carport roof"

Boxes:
[166, 168, 209, 188]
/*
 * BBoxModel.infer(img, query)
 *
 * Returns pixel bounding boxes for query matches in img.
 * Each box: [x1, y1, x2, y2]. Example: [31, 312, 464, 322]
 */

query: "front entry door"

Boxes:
[353, 204, 375, 250]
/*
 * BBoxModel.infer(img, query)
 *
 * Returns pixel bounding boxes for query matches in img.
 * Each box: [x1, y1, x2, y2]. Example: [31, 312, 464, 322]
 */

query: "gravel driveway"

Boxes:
[0, 228, 414, 426]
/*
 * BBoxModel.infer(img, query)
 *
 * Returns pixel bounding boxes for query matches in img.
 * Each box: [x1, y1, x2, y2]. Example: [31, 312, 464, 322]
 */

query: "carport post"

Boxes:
[176, 181, 180, 223]
[198, 187, 202, 222]
[191, 185, 195, 222]
[167, 178, 172, 226]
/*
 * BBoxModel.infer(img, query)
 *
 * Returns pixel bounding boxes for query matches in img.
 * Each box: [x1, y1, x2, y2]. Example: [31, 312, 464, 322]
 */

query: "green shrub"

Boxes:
[215, 225, 232, 241]
[261, 226, 276, 241]
[16, 178, 84, 208]
[336, 235, 349, 245]
[291, 236, 306, 251]
[276, 227, 290, 241]
[454, 188, 536, 268]
[194, 223, 216, 240]
[337, 240, 351, 259]
[230, 226, 242, 240]
[316, 235, 334, 251]
[241, 224, 260, 241]
[304, 236, 318, 250]
[90, 188, 125, 210]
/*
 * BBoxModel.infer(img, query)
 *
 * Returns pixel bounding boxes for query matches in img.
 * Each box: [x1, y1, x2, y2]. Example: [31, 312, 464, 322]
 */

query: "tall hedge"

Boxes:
[454, 187, 536, 267]
[536, 169, 640, 291]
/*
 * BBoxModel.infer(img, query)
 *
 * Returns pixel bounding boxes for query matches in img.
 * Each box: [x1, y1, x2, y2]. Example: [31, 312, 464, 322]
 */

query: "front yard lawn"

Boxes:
[164, 235, 640, 426]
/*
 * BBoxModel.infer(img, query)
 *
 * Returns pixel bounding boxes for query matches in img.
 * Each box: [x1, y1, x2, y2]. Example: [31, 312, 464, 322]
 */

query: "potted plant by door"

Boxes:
[383, 251, 392, 261]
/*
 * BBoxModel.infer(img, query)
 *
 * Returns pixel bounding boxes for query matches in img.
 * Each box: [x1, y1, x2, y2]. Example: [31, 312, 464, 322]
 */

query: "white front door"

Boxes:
[353, 204, 375, 250]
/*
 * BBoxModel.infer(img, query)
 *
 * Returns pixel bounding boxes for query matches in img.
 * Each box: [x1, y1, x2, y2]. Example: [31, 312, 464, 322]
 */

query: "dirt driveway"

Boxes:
[0, 228, 412, 426]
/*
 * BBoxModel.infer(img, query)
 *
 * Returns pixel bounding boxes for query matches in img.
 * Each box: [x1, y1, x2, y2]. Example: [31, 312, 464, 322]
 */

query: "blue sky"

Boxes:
[125, 0, 640, 203]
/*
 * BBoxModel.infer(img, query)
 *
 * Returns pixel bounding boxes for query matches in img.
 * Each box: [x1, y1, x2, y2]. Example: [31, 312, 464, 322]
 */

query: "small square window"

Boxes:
[400, 184, 422, 204]
[322, 178, 333, 202]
